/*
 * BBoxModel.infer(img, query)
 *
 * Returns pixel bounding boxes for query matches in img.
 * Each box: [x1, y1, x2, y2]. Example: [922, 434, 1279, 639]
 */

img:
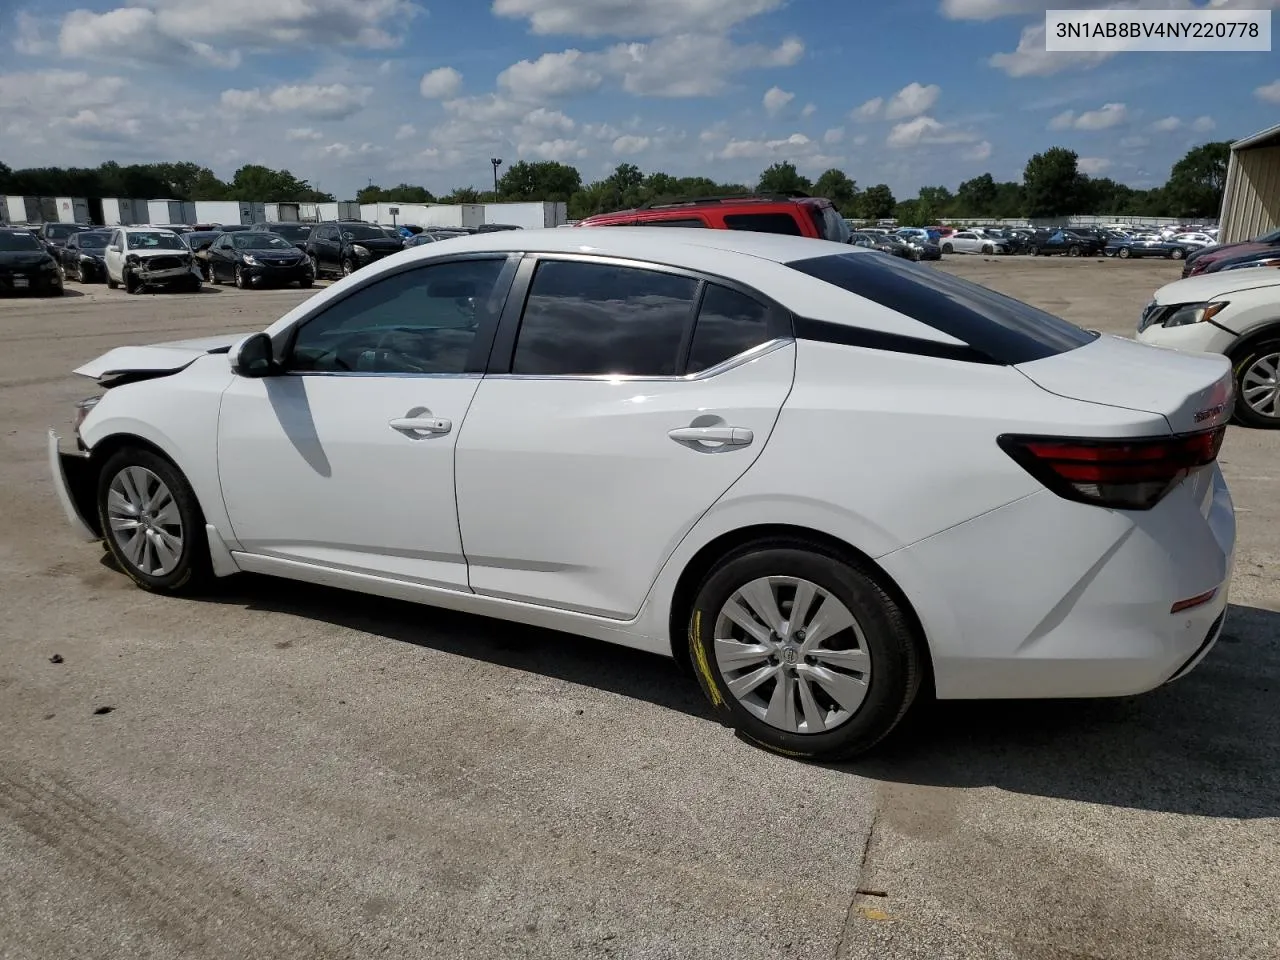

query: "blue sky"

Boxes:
[1, 0, 1277, 200]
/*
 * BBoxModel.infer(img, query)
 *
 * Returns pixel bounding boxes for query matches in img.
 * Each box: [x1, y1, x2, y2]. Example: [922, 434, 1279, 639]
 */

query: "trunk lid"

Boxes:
[1016, 334, 1234, 434]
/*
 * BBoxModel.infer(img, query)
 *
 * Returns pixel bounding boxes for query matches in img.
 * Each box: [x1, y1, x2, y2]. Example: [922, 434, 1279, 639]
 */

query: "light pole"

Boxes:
[490, 158, 503, 195]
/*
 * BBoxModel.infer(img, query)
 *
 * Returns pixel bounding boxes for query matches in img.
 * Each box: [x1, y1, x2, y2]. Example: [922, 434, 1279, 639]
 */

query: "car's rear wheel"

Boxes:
[982, 244, 994, 255]
[1028, 245, 1039, 256]
[1067, 244, 1081, 257]
[1118, 246, 1130, 259]
[1234, 341, 1280, 429]
[687, 544, 922, 761]
[97, 447, 212, 594]
[1170, 247, 1186, 260]
[309, 255, 321, 278]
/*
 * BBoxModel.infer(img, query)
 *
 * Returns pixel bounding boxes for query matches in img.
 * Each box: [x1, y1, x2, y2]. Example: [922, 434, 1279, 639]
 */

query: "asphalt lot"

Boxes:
[0, 257, 1276, 960]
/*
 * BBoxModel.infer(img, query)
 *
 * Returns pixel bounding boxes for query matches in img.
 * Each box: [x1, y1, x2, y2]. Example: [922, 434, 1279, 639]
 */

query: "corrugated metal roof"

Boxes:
[1232, 122, 1280, 152]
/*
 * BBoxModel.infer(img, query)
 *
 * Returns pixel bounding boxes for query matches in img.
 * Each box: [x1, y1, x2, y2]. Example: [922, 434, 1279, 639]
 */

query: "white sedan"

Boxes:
[1173, 232, 1217, 249]
[939, 230, 1005, 255]
[50, 228, 1236, 760]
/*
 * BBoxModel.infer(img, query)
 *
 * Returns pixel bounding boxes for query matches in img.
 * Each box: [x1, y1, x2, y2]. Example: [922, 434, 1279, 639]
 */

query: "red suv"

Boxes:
[576, 194, 852, 243]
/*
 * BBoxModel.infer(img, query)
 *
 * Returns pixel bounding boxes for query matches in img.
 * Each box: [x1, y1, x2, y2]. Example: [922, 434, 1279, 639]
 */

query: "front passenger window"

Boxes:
[287, 258, 508, 375]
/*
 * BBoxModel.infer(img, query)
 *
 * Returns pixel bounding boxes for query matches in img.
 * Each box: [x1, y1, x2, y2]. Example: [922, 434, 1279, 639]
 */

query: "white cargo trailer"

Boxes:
[147, 199, 196, 226]
[102, 198, 149, 226]
[264, 202, 302, 222]
[299, 203, 318, 222]
[482, 201, 567, 229]
[193, 200, 254, 225]
[423, 204, 485, 228]
[53, 198, 91, 223]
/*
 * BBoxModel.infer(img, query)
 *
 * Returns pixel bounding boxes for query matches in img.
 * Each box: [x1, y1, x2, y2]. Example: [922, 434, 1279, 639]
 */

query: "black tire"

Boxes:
[686, 542, 923, 761]
[205, 261, 216, 283]
[299, 277, 313, 288]
[341, 257, 355, 277]
[208, 262, 221, 284]
[1170, 247, 1186, 260]
[309, 255, 321, 278]
[234, 265, 246, 289]
[124, 268, 142, 294]
[1067, 244, 1081, 257]
[941, 243, 953, 254]
[96, 447, 213, 594]
[982, 244, 994, 255]
[1118, 246, 1130, 259]
[107, 275, 119, 289]
[1029, 245, 1039, 257]
[1233, 340, 1280, 430]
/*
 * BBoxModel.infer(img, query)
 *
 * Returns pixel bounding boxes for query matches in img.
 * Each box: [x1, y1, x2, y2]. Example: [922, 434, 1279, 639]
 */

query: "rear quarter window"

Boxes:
[723, 213, 804, 236]
[787, 252, 1098, 364]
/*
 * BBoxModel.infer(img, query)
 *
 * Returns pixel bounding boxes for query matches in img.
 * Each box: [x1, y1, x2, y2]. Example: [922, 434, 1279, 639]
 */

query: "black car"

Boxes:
[37, 222, 90, 257]
[851, 231, 919, 261]
[305, 221, 405, 278]
[1104, 238, 1196, 261]
[206, 231, 314, 289]
[251, 222, 314, 250]
[1027, 229, 1105, 257]
[61, 229, 112, 282]
[0, 227, 65, 296]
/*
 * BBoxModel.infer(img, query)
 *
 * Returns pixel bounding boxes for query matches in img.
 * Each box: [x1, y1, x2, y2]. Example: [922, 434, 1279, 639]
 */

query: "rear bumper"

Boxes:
[0, 272, 63, 294]
[880, 466, 1236, 700]
[48, 430, 99, 541]
[243, 263, 311, 285]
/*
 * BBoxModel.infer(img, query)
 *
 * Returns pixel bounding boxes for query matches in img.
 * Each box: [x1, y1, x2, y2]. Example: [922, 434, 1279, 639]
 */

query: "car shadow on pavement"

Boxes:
[849, 602, 1280, 819]
[192, 568, 1277, 818]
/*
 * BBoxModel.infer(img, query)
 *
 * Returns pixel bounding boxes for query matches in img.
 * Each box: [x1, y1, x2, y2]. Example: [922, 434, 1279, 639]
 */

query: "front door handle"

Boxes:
[389, 416, 452, 438]
[668, 425, 754, 446]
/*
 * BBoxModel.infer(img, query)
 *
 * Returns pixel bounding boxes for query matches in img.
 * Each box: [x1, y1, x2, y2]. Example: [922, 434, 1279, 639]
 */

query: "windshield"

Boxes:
[0, 231, 42, 252]
[787, 251, 1098, 365]
[341, 224, 390, 241]
[79, 233, 110, 249]
[127, 232, 186, 250]
[267, 224, 312, 241]
[45, 224, 85, 240]
[234, 233, 292, 250]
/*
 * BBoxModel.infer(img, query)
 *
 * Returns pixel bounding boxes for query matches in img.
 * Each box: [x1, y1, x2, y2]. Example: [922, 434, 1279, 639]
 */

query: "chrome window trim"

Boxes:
[485, 336, 792, 383]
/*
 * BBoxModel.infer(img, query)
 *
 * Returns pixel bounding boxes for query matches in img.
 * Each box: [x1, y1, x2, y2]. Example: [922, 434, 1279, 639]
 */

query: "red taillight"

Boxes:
[997, 426, 1225, 510]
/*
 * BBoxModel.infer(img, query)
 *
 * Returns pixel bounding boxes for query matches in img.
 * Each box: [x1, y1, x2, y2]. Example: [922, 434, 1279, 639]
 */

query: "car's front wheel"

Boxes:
[1234, 340, 1280, 429]
[1170, 247, 1186, 260]
[941, 243, 953, 254]
[124, 268, 142, 294]
[97, 447, 212, 593]
[687, 543, 923, 761]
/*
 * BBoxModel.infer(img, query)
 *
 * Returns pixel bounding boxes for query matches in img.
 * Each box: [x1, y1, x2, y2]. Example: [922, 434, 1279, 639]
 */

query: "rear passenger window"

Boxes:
[723, 213, 803, 236]
[640, 218, 708, 228]
[688, 285, 773, 373]
[512, 260, 698, 377]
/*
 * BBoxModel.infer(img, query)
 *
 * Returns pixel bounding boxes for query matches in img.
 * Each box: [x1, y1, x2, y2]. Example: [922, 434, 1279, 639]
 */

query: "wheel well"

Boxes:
[89, 432, 174, 470]
[1226, 321, 1280, 366]
[666, 523, 934, 691]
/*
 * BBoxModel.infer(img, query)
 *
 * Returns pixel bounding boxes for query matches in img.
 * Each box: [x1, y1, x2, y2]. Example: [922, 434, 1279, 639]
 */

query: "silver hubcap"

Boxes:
[1242, 352, 1280, 419]
[713, 576, 872, 735]
[107, 466, 183, 576]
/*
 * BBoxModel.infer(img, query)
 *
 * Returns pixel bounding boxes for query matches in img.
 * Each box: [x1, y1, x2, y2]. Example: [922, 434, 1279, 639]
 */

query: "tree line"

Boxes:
[0, 141, 1229, 224]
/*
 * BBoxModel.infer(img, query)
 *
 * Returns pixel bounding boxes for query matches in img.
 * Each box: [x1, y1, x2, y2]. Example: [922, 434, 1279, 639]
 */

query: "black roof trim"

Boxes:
[792, 316, 1001, 365]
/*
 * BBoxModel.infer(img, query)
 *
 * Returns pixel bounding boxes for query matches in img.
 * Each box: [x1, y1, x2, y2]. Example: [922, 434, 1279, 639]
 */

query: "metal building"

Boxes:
[1219, 122, 1280, 244]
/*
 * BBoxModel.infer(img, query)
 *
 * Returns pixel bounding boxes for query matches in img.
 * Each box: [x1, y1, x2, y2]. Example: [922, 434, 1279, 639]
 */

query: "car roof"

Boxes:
[122, 226, 179, 233]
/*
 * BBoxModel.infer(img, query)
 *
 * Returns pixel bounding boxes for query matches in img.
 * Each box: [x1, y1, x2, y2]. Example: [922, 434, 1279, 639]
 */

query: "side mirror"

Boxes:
[230, 332, 279, 378]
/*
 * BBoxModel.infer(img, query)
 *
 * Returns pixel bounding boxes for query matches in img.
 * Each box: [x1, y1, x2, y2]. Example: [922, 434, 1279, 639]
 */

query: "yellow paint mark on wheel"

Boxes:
[690, 610, 724, 707]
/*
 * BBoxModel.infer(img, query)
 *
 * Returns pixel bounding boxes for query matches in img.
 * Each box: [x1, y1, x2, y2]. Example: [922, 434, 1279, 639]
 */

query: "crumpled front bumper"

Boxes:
[48, 430, 99, 541]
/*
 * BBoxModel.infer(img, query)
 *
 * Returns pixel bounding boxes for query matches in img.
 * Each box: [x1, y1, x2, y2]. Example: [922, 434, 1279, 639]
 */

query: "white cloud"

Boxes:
[801, 103, 817, 118]
[1047, 102, 1127, 131]
[498, 50, 603, 98]
[884, 82, 941, 120]
[317, 141, 387, 163]
[1120, 135, 1149, 150]
[1150, 116, 1182, 132]
[394, 123, 417, 141]
[763, 86, 795, 116]
[286, 127, 324, 141]
[989, 24, 1113, 76]
[1190, 115, 1216, 133]
[960, 140, 993, 161]
[717, 132, 812, 159]
[699, 121, 729, 142]
[420, 66, 463, 99]
[853, 134, 868, 146]
[823, 127, 845, 144]
[886, 115, 981, 148]
[851, 97, 883, 121]
[612, 134, 651, 154]
[13, 12, 54, 55]
[491, 0, 786, 37]
[585, 122, 623, 140]
[55, 0, 418, 65]
[600, 34, 804, 97]
[1077, 156, 1112, 175]
[1255, 79, 1280, 104]
[520, 107, 576, 134]
[220, 83, 372, 120]
[519, 138, 587, 161]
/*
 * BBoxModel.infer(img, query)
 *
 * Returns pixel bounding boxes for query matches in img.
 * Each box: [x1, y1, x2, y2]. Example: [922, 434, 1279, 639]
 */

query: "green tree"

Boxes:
[954, 173, 997, 216]
[499, 160, 582, 201]
[1023, 147, 1082, 218]
[757, 161, 812, 195]
[812, 168, 858, 211]
[230, 164, 332, 201]
[441, 186, 482, 203]
[856, 183, 897, 220]
[1163, 141, 1231, 219]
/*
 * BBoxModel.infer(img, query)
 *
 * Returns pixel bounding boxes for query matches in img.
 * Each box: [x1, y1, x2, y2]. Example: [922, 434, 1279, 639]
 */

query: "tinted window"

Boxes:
[810, 205, 851, 243]
[45, 224, 84, 240]
[289, 258, 508, 375]
[786, 252, 1097, 364]
[688, 285, 773, 373]
[640, 218, 708, 228]
[340, 224, 388, 241]
[233, 233, 292, 249]
[723, 213, 803, 236]
[266, 224, 312, 242]
[0, 231, 41, 252]
[512, 260, 697, 377]
[79, 233, 110, 249]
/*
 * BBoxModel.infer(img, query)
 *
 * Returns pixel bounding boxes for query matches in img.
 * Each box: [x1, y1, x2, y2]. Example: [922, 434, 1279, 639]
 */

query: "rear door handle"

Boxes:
[668, 426, 753, 446]
[389, 416, 452, 437]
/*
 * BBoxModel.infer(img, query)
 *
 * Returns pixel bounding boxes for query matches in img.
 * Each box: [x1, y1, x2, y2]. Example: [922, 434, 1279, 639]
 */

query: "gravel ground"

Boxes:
[0, 256, 1276, 959]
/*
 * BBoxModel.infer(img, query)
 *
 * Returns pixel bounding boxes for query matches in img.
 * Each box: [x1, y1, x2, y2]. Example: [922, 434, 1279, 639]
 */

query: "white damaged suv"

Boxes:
[104, 227, 201, 295]
[1136, 268, 1280, 428]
